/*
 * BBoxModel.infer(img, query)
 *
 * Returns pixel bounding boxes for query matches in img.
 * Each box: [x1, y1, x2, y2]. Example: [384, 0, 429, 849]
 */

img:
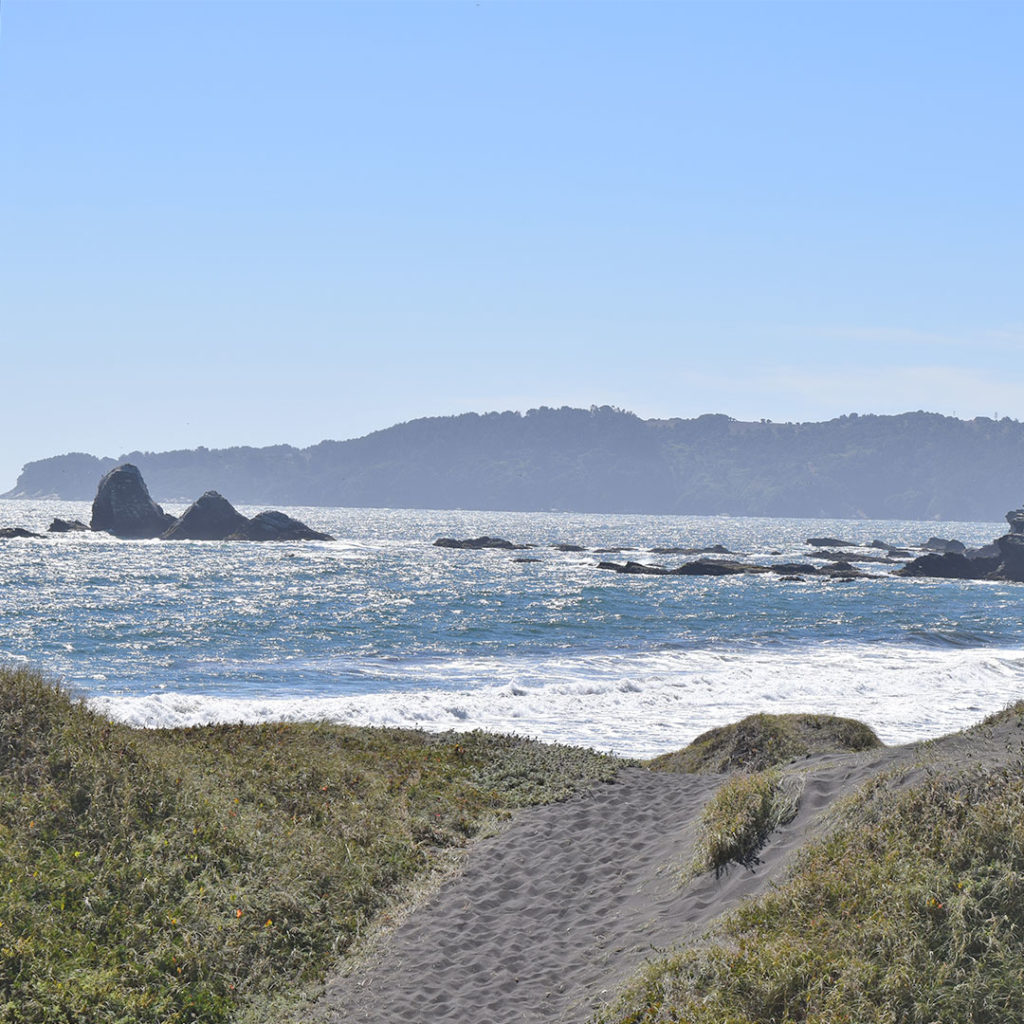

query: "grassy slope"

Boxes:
[0, 666, 624, 1024]
[599, 705, 1024, 1024]
[647, 713, 882, 775]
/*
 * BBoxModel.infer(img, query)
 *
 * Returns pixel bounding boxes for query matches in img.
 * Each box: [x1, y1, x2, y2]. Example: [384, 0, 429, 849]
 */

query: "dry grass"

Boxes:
[690, 768, 802, 875]
[648, 712, 881, 775]
[598, 753, 1024, 1023]
[0, 665, 625, 1023]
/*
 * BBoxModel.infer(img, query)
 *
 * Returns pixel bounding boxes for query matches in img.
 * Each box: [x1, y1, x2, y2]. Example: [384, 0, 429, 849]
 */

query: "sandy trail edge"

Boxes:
[300, 720, 1024, 1024]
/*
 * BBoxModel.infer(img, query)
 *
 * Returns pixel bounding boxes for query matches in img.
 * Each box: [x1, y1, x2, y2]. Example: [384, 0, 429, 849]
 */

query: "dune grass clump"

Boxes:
[0, 666, 623, 1024]
[648, 712, 881, 775]
[598, 757, 1024, 1024]
[691, 768, 801, 874]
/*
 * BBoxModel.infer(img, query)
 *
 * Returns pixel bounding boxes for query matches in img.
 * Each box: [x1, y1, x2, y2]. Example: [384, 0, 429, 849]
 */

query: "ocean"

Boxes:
[1, 499, 1022, 759]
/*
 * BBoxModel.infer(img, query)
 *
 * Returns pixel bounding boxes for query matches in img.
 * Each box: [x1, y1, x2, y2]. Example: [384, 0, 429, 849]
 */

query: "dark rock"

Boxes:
[995, 533, 1024, 581]
[897, 552, 998, 580]
[887, 547, 913, 558]
[0, 527, 42, 539]
[650, 544, 731, 555]
[868, 539, 892, 550]
[814, 550, 900, 564]
[816, 561, 871, 580]
[162, 491, 250, 541]
[1006, 508, 1024, 535]
[807, 537, 855, 547]
[596, 560, 669, 575]
[769, 563, 820, 575]
[91, 464, 175, 539]
[778, 575, 805, 581]
[47, 518, 88, 533]
[620, 561, 669, 575]
[434, 537, 527, 550]
[922, 536, 966, 554]
[226, 511, 333, 542]
[553, 543, 586, 552]
[514, 557, 541, 563]
[594, 547, 636, 554]
[670, 560, 755, 576]
[965, 542, 1000, 560]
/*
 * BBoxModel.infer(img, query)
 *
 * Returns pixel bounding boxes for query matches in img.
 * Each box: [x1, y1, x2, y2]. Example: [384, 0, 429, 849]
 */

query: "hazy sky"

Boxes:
[1, 1, 1021, 489]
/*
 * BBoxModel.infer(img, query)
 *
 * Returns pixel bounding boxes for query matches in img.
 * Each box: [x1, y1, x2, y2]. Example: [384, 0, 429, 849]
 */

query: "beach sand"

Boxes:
[307, 718, 1024, 1024]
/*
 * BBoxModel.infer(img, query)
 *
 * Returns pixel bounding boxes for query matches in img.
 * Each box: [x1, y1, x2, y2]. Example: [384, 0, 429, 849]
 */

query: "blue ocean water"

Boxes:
[2, 499, 1023, 757]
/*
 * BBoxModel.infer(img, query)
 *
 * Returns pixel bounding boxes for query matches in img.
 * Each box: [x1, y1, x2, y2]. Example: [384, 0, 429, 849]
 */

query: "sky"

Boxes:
[1, 0, 1022, 490]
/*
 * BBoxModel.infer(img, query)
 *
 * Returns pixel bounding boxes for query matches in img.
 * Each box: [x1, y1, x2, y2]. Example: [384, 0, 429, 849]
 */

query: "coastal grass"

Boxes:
[0, 665, 624, 1024]
[597, 753, 1024, 1024]
[648, 712, 882, 775]
[690, 768, 801, 875]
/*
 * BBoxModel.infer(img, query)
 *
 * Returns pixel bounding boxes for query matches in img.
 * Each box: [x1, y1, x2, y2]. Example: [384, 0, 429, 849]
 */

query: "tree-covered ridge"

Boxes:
[7, 407, 1024, 521]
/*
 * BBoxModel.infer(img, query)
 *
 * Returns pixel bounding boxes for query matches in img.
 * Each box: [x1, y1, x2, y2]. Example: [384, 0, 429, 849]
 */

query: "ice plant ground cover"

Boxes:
[0, 665, 623, 1024]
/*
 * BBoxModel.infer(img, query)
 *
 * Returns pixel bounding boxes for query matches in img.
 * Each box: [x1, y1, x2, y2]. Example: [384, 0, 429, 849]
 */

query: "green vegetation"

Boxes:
[0, 665, 624, 1024]
[598, 755, 1024, 1024]
[690, 769, 801, 875]
[648, 712, 881, 775]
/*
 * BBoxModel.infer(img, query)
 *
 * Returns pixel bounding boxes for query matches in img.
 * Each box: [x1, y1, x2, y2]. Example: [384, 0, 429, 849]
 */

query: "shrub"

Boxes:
[649, 713, 881, 775]
[691, 769, 801, 874]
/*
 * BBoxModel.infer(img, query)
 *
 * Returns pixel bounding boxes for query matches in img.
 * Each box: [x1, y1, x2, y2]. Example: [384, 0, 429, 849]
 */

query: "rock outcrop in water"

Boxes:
[89, 465, 333, 542]
[225, 510, 333, 542]
[897, 507, 1024, 582]
[162, 491, 250, 541]
[0, 527, 42, 539]
[48, 518, 89, 533]
[90, 464, 175, 539]
[434, 537, 532, 550]
[595, 558, 870, 580]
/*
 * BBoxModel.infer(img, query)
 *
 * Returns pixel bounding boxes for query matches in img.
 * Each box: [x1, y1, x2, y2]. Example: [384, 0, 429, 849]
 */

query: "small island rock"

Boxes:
[48, 518, 89, 533]
[163, 491, 250, 541]
[90, 464, 175, 539]
[226, 510, 333, 542]
[434, 537, 529, 550]
[0, 527, 42, 539]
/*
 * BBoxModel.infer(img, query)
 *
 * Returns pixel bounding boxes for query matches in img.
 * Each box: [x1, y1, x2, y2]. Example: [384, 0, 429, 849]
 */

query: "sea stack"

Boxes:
[162, 491, 250, 541]
[90, 464, 175, 539]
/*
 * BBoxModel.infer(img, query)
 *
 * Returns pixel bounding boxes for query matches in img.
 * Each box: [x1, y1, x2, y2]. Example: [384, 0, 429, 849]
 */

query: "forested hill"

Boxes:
[6, 407, 1024, 521]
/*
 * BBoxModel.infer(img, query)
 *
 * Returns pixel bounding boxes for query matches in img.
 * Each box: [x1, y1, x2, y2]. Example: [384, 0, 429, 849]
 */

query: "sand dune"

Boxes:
[307, 719, 1024, 1024]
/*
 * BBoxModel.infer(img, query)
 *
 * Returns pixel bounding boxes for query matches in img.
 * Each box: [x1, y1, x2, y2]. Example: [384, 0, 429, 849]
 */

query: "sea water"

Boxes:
[1, 499, 1022, 758]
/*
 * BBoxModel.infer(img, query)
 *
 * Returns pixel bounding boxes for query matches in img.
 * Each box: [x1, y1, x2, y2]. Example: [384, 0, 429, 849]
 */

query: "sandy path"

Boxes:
[307, 746, 903, 1024]
[303, 716, 1024, 1024]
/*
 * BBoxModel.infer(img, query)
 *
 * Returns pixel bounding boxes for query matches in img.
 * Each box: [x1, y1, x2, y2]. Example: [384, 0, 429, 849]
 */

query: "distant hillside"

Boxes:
[5, 407, 1024, 521]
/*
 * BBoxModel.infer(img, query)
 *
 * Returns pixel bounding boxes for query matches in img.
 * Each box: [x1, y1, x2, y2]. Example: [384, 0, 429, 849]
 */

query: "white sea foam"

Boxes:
[88, 644, 1024, 759]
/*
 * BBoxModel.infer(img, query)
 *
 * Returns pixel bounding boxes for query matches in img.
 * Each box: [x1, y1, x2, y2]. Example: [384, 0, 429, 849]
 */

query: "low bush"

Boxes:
[691, 768, 801, 874]
[648, 712, 881, 775]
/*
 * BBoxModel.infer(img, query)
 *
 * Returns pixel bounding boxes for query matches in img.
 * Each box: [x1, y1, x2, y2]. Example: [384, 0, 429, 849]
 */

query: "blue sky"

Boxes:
[1, 1, 1021, 489]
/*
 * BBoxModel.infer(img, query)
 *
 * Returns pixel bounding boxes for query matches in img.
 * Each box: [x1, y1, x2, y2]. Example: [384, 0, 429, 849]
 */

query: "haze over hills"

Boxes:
[5, 407, 1023, 522]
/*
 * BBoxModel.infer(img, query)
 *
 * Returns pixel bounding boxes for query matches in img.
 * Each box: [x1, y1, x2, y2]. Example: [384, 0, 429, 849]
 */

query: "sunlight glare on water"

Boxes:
[1, 499, 1021, 757]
